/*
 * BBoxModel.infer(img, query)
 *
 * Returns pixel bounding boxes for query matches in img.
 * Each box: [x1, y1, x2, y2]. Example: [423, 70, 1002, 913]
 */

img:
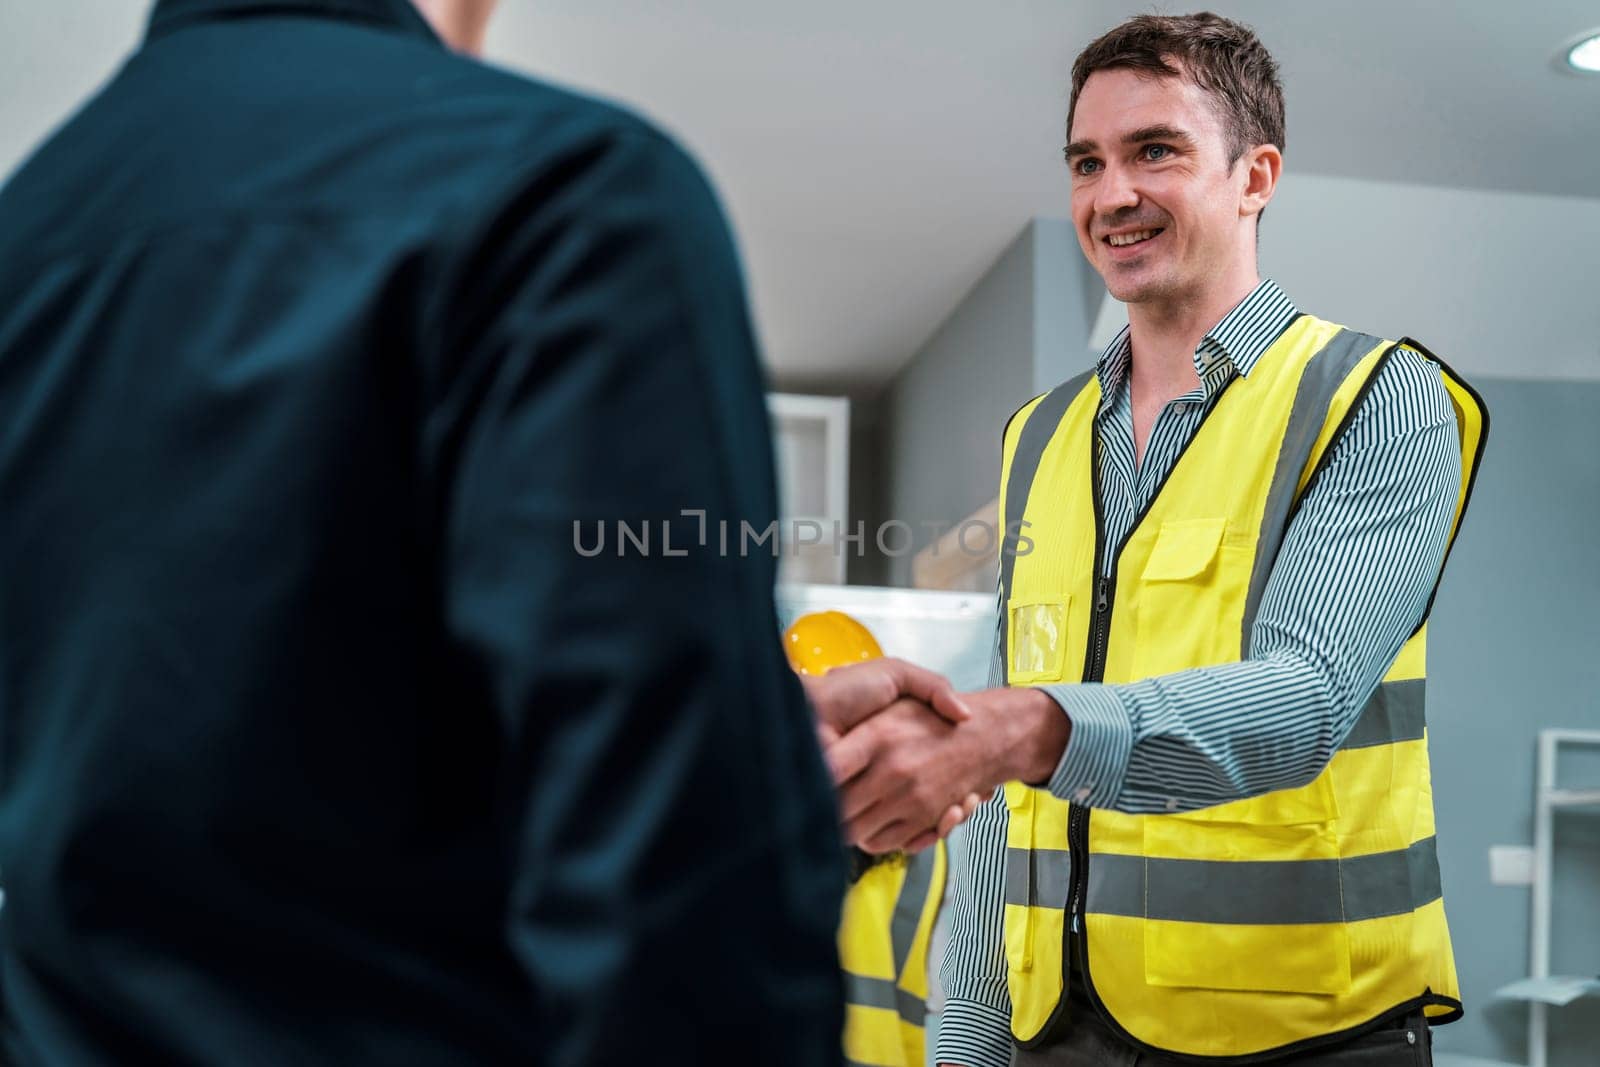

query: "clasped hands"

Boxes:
[800, 659, 1071, 855]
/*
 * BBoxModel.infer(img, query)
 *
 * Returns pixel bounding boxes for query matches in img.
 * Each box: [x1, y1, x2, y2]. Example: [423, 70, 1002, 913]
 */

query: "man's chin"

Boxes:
[1101, 265, 1183, 306]
[1105, 279, 1160, 304]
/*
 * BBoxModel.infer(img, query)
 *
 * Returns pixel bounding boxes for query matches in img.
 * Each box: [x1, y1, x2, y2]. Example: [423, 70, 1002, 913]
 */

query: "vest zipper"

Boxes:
[1087, 576, 1112, 681]
[1066, 803, 1089, 932]
[1069, 577, 1111, 938]
[1070, 432, 1114, 934]
[1064, 380, 1235, 1040]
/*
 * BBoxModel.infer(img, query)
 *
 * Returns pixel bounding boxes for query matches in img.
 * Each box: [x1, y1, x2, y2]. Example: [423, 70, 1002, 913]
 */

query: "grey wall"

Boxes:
[878, 219, 1103, 586]
[1030, 220, 1102, 395]
[879, 223, 1035, 587]
[1091, 172, 1600, 383]
[1427, 377, 1600, 1067]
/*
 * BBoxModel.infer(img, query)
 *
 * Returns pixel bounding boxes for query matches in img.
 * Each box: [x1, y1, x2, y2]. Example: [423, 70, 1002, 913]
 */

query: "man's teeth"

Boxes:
[1108, 229, 1160, 247]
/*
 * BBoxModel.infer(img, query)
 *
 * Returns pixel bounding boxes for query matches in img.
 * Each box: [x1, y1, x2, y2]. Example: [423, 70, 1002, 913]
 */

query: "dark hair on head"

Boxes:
[1066, 11, 1285, 169]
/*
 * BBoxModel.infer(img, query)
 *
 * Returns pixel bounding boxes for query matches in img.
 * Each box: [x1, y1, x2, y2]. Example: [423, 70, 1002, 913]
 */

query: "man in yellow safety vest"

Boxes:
[817, 12, 1487, 1066]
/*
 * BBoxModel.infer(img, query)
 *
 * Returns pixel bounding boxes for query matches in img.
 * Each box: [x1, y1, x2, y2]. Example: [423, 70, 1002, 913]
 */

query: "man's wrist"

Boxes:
[1038, 683, 1135, 808]
[1002, 687, 1072, 784]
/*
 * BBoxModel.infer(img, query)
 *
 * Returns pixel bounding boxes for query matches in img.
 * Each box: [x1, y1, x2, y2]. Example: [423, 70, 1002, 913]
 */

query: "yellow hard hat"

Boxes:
[783, 610, 884, 676]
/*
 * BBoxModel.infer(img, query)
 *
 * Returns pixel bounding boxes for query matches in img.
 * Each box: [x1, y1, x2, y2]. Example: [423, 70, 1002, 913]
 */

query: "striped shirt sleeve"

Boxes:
[933, 608, 1014, 1067]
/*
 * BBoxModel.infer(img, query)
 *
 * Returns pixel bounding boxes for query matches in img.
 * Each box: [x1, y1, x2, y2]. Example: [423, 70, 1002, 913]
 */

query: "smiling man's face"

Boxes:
[1066, 62, 1255, 308]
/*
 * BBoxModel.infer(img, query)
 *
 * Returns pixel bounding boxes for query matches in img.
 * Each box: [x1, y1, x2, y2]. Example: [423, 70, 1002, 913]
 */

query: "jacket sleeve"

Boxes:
[427, 116, 845, 1065]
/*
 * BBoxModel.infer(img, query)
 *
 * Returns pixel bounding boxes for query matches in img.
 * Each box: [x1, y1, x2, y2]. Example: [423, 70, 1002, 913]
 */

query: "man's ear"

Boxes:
[1239, 142, 1282, 220]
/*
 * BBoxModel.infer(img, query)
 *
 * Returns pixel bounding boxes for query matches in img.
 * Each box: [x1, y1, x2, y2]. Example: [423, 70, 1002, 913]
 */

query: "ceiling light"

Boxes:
[1564, 31, 1600, 73]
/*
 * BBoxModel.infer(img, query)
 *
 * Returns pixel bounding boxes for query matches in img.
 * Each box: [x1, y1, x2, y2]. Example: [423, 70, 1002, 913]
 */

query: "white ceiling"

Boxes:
[3, 2, 1598, 391]
[485, 0, 1600, 391]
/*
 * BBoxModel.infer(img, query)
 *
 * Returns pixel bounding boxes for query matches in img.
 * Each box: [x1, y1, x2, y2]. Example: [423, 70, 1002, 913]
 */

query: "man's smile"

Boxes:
[1102, 227, 1166, 258]
[1105, 227, 1163, 246]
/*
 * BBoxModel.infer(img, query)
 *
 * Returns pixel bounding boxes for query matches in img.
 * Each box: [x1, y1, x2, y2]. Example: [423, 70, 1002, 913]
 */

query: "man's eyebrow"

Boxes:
[1125, 124, 1196, 147]
[1063, 124, 1197, 161]
[1063, 139, 1097, 162]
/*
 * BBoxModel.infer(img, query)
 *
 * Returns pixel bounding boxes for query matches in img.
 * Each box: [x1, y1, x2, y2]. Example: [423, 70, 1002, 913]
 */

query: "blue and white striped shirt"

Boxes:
[935, 279, 1462, 1067]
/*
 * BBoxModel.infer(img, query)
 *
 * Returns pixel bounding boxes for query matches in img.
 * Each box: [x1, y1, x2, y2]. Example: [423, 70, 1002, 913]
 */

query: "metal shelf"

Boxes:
[1544, 788, 1600, 810]
[1494, 974, 1600, 1007]
[1521, 729, 1600, 1067]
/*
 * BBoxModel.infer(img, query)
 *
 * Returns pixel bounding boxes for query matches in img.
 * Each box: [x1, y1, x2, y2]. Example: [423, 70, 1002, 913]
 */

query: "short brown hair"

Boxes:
[1066, 12, 1285, 170]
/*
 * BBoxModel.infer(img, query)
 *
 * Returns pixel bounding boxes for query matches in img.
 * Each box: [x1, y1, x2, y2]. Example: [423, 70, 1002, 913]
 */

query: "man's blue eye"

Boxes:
[1078, 160, 1100, 175]
[1146, 145, 1169, 160]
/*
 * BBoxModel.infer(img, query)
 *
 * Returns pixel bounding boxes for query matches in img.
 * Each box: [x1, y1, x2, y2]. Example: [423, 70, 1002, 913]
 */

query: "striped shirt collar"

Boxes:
[1096, 278, 1299, 412]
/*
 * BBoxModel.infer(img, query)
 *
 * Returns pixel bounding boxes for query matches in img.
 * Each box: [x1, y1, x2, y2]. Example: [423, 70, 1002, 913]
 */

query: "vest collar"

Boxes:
[1094, 277, 1299, 414]
[146, 0, 440, 45]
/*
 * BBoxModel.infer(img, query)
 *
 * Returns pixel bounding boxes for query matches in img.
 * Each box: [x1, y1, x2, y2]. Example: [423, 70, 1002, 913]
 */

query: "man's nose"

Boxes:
[1094, 163, 1140, 216]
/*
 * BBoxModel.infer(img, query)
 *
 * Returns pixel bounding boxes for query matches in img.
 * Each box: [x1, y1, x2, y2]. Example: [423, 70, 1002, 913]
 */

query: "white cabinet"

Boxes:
[768, 393, 850, 585]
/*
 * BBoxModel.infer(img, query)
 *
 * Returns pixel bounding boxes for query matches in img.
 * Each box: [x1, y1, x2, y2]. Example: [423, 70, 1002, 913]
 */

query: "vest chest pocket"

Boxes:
[1008, 595, 1074, 684]
[1132, 518, 1248, 678]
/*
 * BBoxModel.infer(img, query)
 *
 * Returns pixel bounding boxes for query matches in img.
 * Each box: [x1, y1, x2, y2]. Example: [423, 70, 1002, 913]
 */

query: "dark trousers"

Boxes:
[1010, 1007, 1432, 1066]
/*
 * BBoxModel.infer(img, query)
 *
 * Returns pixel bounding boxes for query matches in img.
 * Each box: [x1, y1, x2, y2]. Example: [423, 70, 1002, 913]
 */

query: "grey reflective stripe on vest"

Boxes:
[898, 988, 927, 1027]
[998, 370, 1097, 670]
[1085, 835, 1443, 925]
[842, 849, 936, 1027]
[846, 972, 900, 1012]
[1341, 679, 1426, 750]
[1003, 847, 1072, 910]
[842, 975, 930, 1028]
[1241, 328, 1386, 653]
[889, 848, 936, 985]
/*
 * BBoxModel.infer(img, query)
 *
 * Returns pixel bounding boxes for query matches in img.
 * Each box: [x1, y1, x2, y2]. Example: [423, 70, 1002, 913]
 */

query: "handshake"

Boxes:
[799, 659, 1072, 855]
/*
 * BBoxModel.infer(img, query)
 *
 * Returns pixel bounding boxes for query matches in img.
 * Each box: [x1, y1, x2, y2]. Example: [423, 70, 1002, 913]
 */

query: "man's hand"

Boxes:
[827, 686, 1072, 853]
[799, 659, 980, 850]
[801, 657, 974, 746]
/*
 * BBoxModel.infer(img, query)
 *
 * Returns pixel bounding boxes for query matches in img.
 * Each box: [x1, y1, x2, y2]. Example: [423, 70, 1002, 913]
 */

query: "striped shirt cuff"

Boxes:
[934, 997, 1014, 1067]
[1038, 683, 1133, 808]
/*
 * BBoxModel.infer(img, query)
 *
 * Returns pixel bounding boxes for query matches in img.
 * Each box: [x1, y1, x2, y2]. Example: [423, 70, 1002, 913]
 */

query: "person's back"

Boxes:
[0, 1, 845, 1062]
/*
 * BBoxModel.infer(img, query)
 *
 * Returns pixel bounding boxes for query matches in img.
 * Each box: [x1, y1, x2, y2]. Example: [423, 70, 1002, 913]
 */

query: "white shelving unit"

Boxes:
[1492, 728, 1600, 1067]
[767, 393, 850, 585]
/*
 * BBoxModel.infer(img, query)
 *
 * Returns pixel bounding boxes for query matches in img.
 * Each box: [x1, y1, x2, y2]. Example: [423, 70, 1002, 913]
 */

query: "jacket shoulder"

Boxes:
[400, 48, 680, 157]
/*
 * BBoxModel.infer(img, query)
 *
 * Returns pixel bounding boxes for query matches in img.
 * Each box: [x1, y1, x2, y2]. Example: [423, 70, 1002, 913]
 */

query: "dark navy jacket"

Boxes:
[0, 1, 844, 1062]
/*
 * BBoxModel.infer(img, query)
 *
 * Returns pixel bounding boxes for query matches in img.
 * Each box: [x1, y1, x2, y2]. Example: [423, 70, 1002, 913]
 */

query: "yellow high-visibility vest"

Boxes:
[996, 316, 1487, 1058]
[839, 845, 946, 1067]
